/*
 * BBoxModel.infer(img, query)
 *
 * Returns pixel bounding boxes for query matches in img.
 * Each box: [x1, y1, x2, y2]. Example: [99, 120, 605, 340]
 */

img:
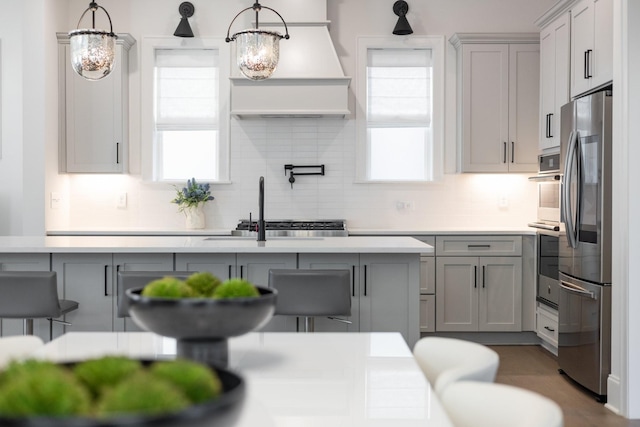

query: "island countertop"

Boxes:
[0, 235, 433, 254]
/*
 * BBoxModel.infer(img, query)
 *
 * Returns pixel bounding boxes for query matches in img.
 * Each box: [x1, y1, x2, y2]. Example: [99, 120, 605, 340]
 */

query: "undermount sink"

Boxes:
[204, 236, 324, 241]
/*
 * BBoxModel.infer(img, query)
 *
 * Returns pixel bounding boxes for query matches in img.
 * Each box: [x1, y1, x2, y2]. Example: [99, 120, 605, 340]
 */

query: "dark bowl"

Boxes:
[125, 286, 277, 339]
[0, 360, 245, 427]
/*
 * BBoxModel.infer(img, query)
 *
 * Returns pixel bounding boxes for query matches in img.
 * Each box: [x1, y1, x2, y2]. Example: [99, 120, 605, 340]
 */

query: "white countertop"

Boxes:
[33, 332, 454, 427]
[46, 226, 536, 237]
[0, 235, 433, 254]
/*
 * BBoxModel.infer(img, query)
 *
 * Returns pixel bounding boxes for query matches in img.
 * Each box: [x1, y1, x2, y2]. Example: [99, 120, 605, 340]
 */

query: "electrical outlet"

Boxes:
[50, 192, 61, 209]
[498, 194, 509, 208]
[117, 192, 128, 209]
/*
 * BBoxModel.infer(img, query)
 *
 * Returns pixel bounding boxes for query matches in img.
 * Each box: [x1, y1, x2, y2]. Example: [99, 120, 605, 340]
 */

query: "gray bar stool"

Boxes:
[117, 271, 192, 318]
[0, 271, 79, 340]
[268, 269, 352, 332]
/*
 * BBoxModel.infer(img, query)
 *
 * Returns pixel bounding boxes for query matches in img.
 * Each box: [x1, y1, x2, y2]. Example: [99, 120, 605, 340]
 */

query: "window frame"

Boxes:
[356, 36, 445, 183]
[141, 36, 231, 184]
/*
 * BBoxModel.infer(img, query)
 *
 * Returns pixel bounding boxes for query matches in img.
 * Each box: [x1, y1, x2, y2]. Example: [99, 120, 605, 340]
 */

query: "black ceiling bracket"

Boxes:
[284, 164, 325, 188]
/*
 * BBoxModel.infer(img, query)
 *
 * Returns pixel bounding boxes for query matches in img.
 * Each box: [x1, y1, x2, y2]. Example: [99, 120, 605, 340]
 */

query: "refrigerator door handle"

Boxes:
[562, 130, 579, 249]
[560, 280, 596, 300]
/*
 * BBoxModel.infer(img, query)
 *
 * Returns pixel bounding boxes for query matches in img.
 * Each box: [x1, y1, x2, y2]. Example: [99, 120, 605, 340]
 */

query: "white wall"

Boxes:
[44, 0, 553, 232]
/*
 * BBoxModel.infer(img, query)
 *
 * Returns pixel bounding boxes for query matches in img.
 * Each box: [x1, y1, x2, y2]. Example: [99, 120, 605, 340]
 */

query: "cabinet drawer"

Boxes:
[536, 304, 558, 346]
[436, 236, 522, 256]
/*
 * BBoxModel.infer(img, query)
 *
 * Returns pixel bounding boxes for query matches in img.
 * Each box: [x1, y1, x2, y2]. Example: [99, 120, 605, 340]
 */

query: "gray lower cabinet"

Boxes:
[52, 253, 175, 335]
[237, 253, 297, 332]
[435, 256, 522, 332]
[360, 254, 420, 347]
[52, 253, 114, 335]
[0, 254, 51, 339]
[175, 253, 237, 281]
[112, 253, 175, 332]
[298, 253, 360, 333]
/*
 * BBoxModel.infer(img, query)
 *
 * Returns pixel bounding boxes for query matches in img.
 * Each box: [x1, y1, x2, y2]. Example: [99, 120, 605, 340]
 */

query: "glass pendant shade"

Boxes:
[234, 30, 282, 80]
[69, 29, 116, 80]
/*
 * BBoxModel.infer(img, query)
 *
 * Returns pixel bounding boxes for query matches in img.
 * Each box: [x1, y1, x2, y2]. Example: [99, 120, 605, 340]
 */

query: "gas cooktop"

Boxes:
[233, 219, 348, 237]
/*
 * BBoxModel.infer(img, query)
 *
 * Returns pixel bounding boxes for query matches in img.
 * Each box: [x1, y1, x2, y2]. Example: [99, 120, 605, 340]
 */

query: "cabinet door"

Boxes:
[592, 0, 613, 87]
[0, 254, 51, 338]
[175, 253, 236, 280]
[508, 44, 539, 172]
[52, 254, 114, 335]
[359, 254, 420, 348]
[112, 253, 175, 332]
[462, 44, 510, 172]
[478, 257, 522, 332]
[64, 44, 123, 173]
[237, 253, 297, 332]
[540, 13, 571, 151]
[298, 253, 360, 333]
[571, 0, 594, 97]
[435, 257, 478, 332]
[419, 294, 436, 333]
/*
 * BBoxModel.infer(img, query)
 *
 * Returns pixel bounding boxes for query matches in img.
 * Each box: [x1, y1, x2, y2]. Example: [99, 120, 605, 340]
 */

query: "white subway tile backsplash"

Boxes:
[52, 117, 536, 231]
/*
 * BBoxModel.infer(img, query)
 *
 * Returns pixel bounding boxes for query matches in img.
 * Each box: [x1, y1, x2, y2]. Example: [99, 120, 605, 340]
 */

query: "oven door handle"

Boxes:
[559, 280, 596, 300]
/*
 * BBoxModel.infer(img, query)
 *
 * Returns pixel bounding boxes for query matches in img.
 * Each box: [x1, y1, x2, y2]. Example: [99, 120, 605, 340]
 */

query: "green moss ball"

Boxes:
[212, 278, 260, 299]
[96, 371, 189, 417]
[185, 272, 222, 297]
[73, 356, 142, 397]
[150, 359, 222, 404]
[141, 276, 192, 298]
[0, 362, 91, 418]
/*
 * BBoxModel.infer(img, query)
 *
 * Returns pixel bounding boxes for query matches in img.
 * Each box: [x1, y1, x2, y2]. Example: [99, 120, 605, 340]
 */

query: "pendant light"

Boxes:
[68, 1, 118, 81]
[225, 1, 290, 81]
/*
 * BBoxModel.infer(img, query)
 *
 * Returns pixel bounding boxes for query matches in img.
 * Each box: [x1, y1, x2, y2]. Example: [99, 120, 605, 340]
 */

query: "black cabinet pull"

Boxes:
[545, 114, 550, 138]
[544, 326, 555, 332]
[468, 244, 491, 249]
[228, 265, 232, 279]
[511, 142, 515, 163]
[116, 142, 120, 164]
[584, 50, 589, 79]
[503, 142, 507, 163]
[482, 265, 486, 289]
[352, 265, 356, 297]
[586, 49, 593, 78]
[240, 265, 244, 279]
[548, 113, 553, 138]
[104, 265, 109, 296]
[474, 266, 477, 288]
[364, 265, 368, 296]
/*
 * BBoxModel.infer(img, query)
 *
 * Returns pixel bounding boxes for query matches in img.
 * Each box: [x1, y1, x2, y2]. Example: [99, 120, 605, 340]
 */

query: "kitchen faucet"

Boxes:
[258, 176, 266, 242]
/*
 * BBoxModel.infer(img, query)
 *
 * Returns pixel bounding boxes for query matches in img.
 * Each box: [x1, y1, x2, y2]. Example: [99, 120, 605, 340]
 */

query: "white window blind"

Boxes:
[154, 49, 220, 181]
[366, 48, 433, 181]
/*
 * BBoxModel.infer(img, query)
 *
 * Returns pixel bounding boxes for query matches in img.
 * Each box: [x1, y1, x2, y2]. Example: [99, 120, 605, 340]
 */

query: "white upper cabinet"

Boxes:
[570, 0, 613, 97]
[539, 13, 571, 151]
[57, 33, 135, 173]
[451, 34, 540, 173]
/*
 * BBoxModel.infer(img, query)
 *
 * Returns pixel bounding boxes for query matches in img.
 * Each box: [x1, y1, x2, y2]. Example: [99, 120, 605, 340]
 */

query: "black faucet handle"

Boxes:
[289, 171, 295, 188]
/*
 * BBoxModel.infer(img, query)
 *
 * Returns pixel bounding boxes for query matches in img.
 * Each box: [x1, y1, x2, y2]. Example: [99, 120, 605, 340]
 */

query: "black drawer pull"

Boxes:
[544, 326, 555, 332]
[468, 244, 491, 249]
[474, 266, 477, 288]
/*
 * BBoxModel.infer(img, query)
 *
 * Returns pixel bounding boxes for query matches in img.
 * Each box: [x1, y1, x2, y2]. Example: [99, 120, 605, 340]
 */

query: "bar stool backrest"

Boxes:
[0, 272, 61, 319]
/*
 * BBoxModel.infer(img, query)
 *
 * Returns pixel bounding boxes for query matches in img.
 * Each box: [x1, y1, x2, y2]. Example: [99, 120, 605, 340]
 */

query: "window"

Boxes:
[357, 37, 444, 182]
[141, 38, 230, 183]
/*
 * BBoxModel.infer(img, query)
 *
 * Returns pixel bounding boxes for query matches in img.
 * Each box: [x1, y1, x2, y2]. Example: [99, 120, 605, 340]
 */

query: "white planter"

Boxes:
[184, 205, 206, 229]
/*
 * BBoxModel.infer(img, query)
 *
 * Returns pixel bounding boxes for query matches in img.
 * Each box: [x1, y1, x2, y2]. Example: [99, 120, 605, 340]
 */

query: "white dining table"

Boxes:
[32, 332, 454, 427]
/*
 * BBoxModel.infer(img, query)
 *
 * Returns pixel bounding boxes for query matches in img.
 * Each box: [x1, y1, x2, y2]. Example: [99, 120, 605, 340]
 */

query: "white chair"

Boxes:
[0, 335, 45, 369]
[268, 269, 351, 332]
[412, 336, 499, 396]
[440, 381, 564, 427]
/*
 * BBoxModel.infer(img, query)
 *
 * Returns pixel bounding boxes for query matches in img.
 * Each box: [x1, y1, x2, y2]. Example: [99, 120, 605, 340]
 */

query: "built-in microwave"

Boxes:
[529, 153, 561, 226]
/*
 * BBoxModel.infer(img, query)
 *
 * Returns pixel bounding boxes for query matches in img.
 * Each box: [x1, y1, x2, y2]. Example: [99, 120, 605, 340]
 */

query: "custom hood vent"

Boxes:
[229, 0, 351, 118]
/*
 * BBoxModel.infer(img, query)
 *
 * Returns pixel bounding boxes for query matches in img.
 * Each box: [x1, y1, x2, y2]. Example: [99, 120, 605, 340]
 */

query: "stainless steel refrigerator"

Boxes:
[558, 90, 612, 401]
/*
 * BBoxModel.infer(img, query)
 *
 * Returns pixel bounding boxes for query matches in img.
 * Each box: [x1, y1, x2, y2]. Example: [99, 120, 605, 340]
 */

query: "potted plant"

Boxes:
[172, 178, 214, 229]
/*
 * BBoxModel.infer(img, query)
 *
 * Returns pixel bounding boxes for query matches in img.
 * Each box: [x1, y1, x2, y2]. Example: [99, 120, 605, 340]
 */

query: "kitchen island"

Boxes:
[33, 331, 454, 427]
[0, 236, 431, 347]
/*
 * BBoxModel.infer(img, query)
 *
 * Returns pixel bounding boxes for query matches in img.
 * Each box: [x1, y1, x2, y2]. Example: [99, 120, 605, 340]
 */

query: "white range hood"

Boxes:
[229, 0, 351, 118]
